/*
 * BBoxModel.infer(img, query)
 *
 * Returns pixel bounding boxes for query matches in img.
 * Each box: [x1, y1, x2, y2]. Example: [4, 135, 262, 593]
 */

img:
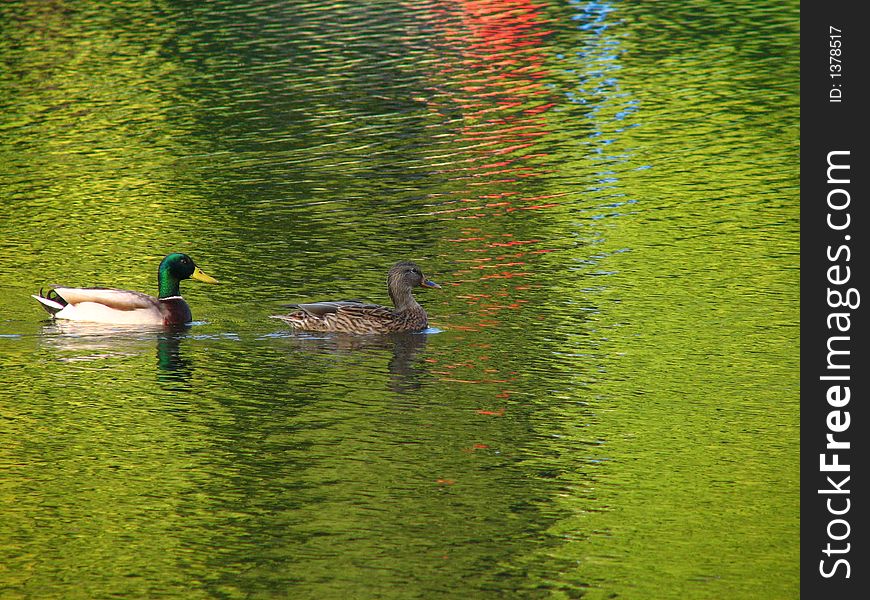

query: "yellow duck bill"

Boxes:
[191, 267, 219, 284]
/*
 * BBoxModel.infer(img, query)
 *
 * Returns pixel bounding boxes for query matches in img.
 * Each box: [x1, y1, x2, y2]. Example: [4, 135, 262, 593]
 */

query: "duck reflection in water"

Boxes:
[276, 331, 432, 394]
[37, 321, 195, 389]
[155, 329, 194, 389]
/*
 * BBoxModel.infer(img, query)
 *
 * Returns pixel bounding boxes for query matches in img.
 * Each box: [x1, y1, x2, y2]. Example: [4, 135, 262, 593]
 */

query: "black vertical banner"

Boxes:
[802, 1, 867, 597]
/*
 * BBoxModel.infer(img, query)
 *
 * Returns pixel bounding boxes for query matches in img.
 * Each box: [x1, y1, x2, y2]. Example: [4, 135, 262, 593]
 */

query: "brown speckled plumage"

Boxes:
[270, 261, 440, 334]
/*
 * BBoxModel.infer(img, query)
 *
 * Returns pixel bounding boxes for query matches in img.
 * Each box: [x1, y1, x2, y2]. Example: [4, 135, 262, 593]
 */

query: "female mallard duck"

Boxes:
[32, 253, 218, 326]
[271, 260, 440, 334]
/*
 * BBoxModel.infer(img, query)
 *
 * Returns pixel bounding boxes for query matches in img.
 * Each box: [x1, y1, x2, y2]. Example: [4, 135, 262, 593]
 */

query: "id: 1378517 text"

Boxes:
[829, 26, 843, 103]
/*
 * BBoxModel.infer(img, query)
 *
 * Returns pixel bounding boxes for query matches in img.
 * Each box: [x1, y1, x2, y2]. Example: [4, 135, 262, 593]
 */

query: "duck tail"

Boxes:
[31, 288, 67, 316]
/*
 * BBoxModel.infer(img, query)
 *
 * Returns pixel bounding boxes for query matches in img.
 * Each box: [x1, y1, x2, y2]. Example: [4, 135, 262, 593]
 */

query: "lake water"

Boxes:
[1, 1, 799, 598]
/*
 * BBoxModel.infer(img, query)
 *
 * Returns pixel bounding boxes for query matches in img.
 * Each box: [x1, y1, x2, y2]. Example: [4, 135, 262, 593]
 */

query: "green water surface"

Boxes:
[1, 1, 799, 598]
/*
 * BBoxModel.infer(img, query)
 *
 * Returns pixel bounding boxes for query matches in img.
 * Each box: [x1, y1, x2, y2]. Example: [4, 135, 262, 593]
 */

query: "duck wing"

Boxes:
[289, 300, 383, 317]
[52, 288, 159, 310]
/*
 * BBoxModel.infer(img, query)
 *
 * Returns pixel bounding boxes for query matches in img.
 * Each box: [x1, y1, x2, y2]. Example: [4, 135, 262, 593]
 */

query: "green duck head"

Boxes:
[158, 253, 218, 298]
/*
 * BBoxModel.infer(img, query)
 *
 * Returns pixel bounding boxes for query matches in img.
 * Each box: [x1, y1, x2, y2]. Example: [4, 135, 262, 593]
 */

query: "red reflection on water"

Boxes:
[414, 2, 566, 391]
[476, 409, 505, 416]
[414, 0, 558, 203]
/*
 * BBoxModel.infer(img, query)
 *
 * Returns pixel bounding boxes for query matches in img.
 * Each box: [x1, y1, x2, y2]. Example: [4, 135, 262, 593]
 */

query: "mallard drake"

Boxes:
[32, 253, 218, 326]
[271, 260, 441, 334]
